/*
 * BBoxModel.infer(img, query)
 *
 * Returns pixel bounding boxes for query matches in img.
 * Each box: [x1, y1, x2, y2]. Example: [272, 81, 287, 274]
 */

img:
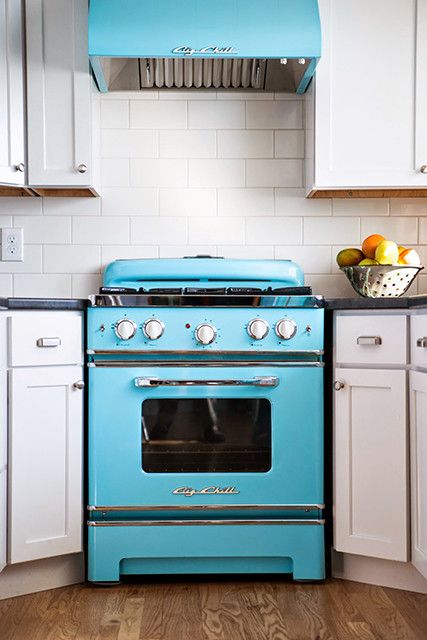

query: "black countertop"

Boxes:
[0, 297, 88, 311]
[324, 295, 427, 310]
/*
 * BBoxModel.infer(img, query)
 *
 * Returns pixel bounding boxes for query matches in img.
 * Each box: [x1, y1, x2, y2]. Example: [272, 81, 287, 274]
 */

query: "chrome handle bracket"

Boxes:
[134, 376, 279, 388]
[417, 337, 427, 348]
[36, 337, 61, 348]
[357, 336, 382, 346]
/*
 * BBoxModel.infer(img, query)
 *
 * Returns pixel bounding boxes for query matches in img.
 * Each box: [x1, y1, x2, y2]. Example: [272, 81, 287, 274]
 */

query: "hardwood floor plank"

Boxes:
[0, 579, 426, 640]
[342, 581, 424, 640]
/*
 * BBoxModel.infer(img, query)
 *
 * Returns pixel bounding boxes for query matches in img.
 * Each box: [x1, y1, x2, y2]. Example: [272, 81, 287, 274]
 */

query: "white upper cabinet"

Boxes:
[308, 0, 427, 194]
[25, 0, 92, 188]
[0, 0, 25, 186]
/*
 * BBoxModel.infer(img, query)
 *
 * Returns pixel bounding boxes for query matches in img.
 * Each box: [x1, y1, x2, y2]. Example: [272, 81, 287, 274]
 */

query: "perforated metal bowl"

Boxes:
[341, 265, 423, 298]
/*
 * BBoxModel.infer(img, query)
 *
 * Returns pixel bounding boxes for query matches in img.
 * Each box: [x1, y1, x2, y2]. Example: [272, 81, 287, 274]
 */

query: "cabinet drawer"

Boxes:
[8, 313, 82, 367]
[335, 315, 407, 365]
[411, 315, 427, 369]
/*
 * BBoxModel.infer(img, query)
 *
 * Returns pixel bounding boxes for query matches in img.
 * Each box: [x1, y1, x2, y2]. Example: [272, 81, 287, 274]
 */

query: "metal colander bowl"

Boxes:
[341, 265, 423, 298]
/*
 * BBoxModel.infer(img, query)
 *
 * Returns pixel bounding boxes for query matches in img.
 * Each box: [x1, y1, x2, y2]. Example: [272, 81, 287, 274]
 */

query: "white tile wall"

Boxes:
[1, 92, 427, 298]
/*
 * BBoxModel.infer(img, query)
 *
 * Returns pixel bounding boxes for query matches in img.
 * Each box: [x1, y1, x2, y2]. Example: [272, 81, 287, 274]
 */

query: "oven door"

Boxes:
[88, 363, 323, 514]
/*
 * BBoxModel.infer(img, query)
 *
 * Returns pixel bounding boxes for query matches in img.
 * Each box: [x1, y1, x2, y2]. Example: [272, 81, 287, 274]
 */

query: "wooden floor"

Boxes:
[1, 578, 427, 640]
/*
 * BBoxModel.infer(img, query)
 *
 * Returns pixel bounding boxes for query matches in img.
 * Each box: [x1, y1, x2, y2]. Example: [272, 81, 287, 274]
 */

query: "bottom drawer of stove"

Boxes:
[87, 519, 325, 582]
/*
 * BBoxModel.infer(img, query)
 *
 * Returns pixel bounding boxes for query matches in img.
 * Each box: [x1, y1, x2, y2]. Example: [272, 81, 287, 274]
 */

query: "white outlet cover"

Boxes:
[1, 228, 24, 262]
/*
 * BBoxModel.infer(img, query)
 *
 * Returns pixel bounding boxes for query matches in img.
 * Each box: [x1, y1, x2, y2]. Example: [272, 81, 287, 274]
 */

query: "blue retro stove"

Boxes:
[87, 257, 325, 582]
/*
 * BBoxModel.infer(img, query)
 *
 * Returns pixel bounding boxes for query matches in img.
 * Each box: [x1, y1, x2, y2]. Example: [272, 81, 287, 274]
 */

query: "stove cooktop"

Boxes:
[99, 286, 313, 296]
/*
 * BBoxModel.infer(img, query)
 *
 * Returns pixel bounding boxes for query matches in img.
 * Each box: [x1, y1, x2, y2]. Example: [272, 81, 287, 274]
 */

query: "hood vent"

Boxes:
[89, 0, 321, 95]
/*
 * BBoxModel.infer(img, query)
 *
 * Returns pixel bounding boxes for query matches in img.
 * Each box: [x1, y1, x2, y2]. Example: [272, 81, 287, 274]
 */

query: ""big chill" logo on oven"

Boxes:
[172, 46, 237, 56]
[173, 486, 240, 497]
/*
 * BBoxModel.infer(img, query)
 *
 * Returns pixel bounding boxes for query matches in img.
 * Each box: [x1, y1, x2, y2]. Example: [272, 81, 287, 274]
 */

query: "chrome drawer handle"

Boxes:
[417, 337, 427, 348]
[357, 336, 382, 346]
[36, 337, 61, 348]
[134, 376, 279, 388]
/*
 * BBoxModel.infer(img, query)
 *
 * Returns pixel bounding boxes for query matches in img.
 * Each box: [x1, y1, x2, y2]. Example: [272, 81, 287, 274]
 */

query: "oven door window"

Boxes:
[141, 398, 271, 473]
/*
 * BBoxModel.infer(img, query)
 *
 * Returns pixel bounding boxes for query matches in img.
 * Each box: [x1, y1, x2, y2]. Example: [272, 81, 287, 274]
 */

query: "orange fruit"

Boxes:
[336, 248, 365, 267]
[361, 234, 386, 259]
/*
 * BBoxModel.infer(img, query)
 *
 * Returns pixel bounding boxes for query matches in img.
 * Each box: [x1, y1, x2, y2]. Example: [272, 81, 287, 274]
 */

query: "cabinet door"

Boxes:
[315, 0, 426, 188]
[25, 0, 92, 186]
[410, 371, 427, 580]
[334, 368, 408, 561]
[9, 366, 83, 563]
[0, 0, 25, 185]
[0, 468, 6, 573]
[416, 1, 427, 176]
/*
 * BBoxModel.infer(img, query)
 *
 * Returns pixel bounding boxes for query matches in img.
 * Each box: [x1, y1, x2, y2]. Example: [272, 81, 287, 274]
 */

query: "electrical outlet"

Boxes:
[1, 228, 24, 262]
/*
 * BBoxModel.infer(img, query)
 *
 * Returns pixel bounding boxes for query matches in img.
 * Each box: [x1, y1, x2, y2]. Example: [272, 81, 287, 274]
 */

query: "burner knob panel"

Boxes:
[114, 318, 137, 341]
[143, 318, 164, 340]
[247, 319, 269, 340]
[275, 318, 297, 340]
[195, 323, 217, 345]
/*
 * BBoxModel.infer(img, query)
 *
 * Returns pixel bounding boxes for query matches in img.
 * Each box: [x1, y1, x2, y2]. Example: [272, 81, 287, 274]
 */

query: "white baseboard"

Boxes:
[332, 550, 427, 594]
[0, 553, 84, 601]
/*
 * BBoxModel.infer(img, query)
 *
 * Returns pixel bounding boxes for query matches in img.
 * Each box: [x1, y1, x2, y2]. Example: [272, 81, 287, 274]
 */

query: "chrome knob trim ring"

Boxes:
[195, 323, 217, 345]
[114, 318, 137, 341]
[143, 318, 164, 340]
[275, 318, 297, 340]
[247, 319, 269, 340]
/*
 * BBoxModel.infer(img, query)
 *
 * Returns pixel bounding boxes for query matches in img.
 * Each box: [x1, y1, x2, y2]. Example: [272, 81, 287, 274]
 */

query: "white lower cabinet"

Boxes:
[8, 365, 83, 564]
[410, 370, 427, 580]
[0, 468, 6, 572]
[334, 368, 408, 561]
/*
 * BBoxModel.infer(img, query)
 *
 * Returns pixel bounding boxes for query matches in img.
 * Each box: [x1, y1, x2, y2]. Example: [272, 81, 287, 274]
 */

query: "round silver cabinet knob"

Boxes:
[76, 163, 88, 174]
[275, 318, 297, 340]
[15, 163, 25, 172]
[247, 319, 269, 340]
[143, 318, 164, 340]
[73, 380, 85, 390]
[195, 323, 217, 345]
[421, 165, 427, 174]
[334, 381, 345, 391]
[114, 318, 137, 341]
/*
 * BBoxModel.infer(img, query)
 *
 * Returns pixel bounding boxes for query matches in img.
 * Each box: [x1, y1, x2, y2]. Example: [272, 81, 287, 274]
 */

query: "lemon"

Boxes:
[375, 240, 399, 265]
[358, 258, 379, 265]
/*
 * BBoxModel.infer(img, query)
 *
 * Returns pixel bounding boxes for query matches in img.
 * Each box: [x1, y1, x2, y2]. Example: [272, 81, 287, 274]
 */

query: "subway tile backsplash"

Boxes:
[1, 91, 427, 298]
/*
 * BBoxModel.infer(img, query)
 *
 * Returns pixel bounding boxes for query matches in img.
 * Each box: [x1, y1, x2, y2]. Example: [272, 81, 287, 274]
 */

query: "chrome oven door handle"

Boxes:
[134, 376, 279, 388]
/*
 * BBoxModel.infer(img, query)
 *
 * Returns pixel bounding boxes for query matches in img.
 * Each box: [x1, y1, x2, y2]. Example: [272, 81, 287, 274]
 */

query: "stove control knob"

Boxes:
[114, 318, 137, 341]
[143, 318, 164, 340]
[275, 318, 297, 340]
[195, 323, 216, 345]
[247, 319, 269, 340]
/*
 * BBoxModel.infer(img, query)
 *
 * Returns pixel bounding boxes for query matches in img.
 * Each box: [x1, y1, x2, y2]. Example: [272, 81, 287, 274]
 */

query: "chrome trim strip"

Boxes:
[88, 360, 325, 368]
[88, 519, 325, 527]
[89, 294, 324, 309]
[134, 376, 279, 388]
[86, 349, 324, 357]
[87, 504, 325, 512]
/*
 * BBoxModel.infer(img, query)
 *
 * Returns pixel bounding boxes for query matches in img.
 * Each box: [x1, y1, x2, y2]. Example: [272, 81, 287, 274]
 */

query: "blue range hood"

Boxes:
[89, 0, 321, 94]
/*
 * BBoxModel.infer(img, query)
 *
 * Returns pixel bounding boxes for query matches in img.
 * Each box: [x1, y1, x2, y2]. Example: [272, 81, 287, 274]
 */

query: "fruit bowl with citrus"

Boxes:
[336, 235, 423, 298]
